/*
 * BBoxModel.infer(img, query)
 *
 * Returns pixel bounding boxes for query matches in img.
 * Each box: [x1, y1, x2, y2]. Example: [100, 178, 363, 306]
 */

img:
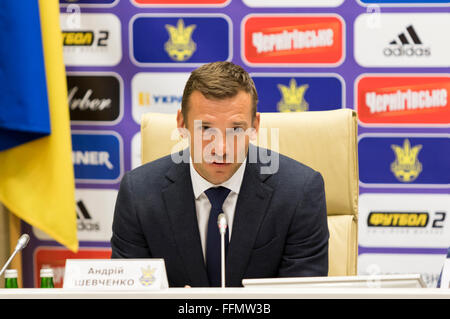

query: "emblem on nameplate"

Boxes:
[139, 265, 157, 286]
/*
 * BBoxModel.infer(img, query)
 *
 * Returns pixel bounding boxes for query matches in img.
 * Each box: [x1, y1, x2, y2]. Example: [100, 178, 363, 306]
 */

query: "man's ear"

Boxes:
[176, 110, 187, 138]
[250, 112, 260, 140]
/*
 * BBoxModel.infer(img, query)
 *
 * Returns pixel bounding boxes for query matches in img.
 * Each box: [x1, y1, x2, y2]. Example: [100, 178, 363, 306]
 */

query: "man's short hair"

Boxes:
[181, 61, 258, 121]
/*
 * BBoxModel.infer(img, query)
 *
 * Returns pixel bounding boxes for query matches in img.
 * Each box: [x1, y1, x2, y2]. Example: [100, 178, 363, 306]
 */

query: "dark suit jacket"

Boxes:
[111, 145, 329, 287]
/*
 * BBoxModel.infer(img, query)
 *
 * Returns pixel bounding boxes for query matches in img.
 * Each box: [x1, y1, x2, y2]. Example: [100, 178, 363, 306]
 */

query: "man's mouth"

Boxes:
[210, 161, 231, 166]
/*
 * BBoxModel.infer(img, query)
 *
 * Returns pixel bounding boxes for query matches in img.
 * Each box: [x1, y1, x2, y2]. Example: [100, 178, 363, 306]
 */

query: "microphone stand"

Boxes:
[0, 234, 30, 277]
[220, 229, 226, 288]
[217, 214, 227, 288]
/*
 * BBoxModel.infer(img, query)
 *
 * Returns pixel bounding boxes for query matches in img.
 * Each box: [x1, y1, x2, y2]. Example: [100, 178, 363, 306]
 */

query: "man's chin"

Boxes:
[203, 163, 234, 184]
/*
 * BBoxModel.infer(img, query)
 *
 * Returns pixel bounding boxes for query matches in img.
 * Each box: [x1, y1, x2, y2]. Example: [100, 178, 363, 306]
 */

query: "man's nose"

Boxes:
[212, 132, 228, 158]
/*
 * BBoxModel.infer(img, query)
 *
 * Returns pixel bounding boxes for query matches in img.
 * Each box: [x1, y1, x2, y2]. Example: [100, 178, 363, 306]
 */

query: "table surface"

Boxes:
[0, 287, 449, 299]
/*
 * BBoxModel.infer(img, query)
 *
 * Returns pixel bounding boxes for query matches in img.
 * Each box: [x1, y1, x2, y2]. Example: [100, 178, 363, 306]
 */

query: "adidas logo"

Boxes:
[383, 25, 431, 57]
[389, 25, 422, 45]
[76, 200, 100, 232]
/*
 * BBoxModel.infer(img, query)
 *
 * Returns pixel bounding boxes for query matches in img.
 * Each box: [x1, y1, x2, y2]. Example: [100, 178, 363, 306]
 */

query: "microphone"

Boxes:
[217, 213, 227, 288]
[15, 234, 30, 251]
[0, 234, 30, 277]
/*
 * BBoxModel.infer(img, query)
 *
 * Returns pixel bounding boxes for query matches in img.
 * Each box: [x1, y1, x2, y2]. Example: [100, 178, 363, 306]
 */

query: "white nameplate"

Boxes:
[63, 259, 169, 290]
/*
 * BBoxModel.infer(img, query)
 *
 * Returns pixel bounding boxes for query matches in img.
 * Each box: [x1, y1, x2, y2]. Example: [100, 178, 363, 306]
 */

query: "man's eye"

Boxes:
[201, 126, 210, 131]
[233, 127, 244, 133]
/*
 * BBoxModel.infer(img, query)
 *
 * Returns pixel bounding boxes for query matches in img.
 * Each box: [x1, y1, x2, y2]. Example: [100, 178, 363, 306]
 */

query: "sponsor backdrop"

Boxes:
[19, 0, 449, 288]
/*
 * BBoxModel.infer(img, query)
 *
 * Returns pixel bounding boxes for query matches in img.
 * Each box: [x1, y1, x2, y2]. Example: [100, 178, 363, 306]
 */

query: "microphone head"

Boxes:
[15, 234, 30, 251]
[217, 213, 228, 234]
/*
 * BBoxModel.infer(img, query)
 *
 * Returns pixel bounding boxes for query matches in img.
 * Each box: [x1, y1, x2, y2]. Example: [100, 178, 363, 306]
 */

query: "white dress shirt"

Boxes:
[189, 159, 247, 262]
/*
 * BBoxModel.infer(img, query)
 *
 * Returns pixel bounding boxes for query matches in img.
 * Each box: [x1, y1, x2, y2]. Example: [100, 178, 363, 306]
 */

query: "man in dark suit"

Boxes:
[111, 61, 329, 287]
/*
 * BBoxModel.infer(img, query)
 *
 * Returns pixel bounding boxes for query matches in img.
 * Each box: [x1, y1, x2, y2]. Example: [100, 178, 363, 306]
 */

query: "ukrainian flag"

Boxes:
[0, 0, 78, 252]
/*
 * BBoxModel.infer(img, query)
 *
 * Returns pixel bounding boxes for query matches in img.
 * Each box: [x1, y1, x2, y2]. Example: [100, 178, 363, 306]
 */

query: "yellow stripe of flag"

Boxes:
[0, 0, 78, 252]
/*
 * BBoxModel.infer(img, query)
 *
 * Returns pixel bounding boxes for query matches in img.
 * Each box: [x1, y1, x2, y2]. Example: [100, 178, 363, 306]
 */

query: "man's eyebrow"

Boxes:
[232, 121, 247, 126]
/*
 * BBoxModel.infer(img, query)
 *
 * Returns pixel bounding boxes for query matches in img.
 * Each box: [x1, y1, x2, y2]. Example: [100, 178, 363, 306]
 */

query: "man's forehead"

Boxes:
[191, 110, 250, 122]
[193, 118, 250, 126]
[188, 90, 251, 111]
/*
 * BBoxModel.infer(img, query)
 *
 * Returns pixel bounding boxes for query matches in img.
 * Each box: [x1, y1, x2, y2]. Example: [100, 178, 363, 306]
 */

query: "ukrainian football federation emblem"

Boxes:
[390, 139, 423, 182]
[164, 19, 197, 62]
[139, 265, 156, 286]
[277, 79, 309, 112]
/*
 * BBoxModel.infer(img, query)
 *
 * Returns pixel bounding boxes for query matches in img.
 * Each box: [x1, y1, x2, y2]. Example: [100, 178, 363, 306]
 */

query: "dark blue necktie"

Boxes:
[204, 186, 231, 287]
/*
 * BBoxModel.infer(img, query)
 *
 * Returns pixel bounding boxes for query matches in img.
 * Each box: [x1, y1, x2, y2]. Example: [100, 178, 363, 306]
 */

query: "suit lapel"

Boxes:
[162, 161, 209, 287]
[226, 159, 274, 287]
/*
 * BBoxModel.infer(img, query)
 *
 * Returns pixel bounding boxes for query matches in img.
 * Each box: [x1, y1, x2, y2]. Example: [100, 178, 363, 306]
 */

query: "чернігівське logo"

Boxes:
[390, 139, 423, 182]
[242, 15, 344, 66]
[164, 19, 197, 61]
[355, 75, 450, 126]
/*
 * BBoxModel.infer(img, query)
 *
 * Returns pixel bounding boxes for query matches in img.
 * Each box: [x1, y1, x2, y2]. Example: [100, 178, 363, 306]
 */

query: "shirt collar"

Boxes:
[189, 158, 247, 199]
